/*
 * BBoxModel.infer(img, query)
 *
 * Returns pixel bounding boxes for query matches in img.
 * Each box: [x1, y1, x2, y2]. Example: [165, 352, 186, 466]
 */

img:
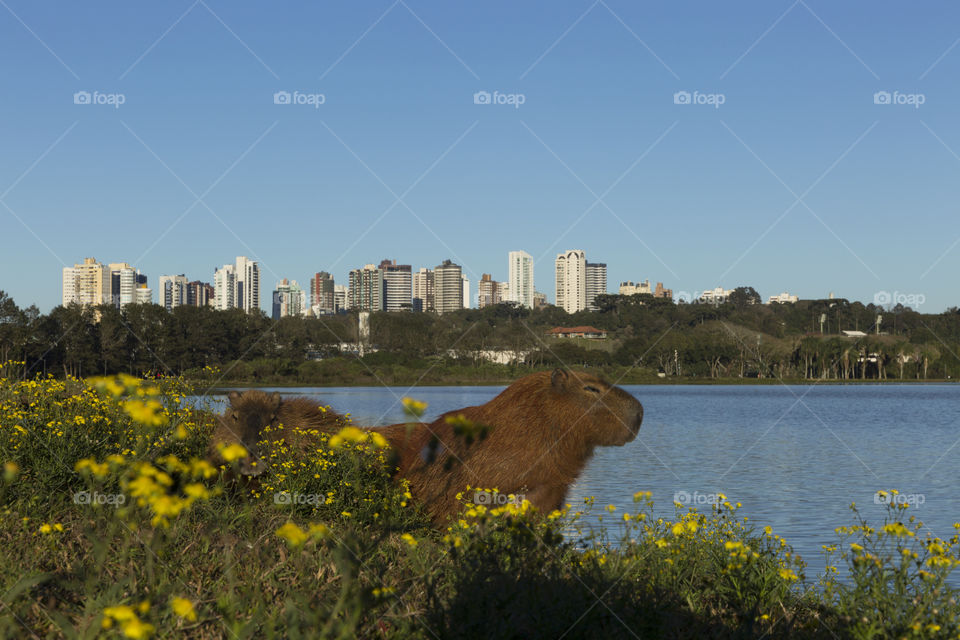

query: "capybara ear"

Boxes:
[271, 391, 282, 409]
[228, 391, 242, 405]
[551, 368, 568, 390]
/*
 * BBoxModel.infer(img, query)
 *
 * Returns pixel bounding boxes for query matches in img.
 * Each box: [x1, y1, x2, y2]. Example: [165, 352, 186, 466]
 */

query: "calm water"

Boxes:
[206, 384, 960, 578]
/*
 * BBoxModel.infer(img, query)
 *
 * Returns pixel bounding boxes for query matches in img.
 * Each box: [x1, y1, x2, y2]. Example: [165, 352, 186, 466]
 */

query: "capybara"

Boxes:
[212, 370, 643, 526]
[208, 390, 350, 476]
[378, 369, 643, 525]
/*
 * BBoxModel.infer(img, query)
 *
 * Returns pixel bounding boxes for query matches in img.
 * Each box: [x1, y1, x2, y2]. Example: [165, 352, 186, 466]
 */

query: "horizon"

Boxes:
[3, 2, 960, 313]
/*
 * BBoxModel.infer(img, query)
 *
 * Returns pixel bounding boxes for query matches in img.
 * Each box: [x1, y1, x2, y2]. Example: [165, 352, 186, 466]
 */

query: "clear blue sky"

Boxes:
[2, 1, 959, 313]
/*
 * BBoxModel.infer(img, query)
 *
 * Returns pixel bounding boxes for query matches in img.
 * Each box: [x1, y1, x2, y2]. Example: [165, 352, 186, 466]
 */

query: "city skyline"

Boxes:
[5, 3, 960, 314]
[57, 250, 869, 316]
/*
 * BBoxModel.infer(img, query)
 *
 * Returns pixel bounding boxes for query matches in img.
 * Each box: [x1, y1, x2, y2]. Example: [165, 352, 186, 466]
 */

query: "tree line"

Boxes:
[1, 288, 958, 382]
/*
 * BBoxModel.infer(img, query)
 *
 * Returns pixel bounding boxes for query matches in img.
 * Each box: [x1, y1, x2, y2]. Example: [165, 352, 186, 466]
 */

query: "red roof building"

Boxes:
[546, 326, 607, 339]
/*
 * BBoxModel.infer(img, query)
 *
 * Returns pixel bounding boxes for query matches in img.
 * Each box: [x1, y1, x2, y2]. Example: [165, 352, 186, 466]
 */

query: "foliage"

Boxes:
[2, 289, 959, 385]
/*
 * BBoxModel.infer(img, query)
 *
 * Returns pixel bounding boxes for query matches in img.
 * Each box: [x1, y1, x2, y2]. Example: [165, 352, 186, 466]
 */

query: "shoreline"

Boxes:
[200, 377, 959, 390]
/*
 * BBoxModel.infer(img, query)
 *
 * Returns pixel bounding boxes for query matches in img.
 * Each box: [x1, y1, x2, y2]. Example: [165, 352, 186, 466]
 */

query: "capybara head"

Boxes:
[533, 369, 643, 447]
[216, 390, 283, 475]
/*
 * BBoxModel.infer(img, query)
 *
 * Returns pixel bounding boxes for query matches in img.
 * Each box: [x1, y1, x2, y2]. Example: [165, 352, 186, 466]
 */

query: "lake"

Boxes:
[202, 383, 960, 578]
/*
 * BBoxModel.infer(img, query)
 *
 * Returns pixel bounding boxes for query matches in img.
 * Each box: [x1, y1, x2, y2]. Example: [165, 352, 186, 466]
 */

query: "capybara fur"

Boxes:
[208, 390, 350, 477]
[379, 369, 643, 525]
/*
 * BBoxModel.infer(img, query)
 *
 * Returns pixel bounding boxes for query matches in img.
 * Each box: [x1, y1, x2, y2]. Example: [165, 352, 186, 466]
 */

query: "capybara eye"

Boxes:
[584, 385, 601, 393]
[231, 412, 239, 420]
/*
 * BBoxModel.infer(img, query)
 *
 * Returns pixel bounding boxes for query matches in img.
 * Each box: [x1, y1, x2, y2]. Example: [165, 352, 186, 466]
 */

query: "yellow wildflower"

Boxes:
[217, 443, 248, 463]
[170, 597, 197, 622]
[275, 522, 308, 547]
[402, 397, 428, 417]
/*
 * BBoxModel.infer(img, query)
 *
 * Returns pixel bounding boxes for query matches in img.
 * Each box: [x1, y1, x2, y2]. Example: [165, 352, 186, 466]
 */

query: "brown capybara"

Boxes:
[208, 390, 350, 476]
[212, 370, 643, 526]
[379, 368, 643, 525]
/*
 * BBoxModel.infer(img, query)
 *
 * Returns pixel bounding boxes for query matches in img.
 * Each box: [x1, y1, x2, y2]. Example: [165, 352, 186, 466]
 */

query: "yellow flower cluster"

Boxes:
[121, 399, 168, 428]
[401, 397, 427, 418]
[122, 457, 217, 527]
[274, 521, 330, 548]
[102, 602, 154, 638]
[328, 426, 387, 450]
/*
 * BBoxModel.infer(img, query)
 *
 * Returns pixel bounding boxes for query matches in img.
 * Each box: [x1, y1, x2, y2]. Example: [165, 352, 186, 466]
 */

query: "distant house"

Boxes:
[841, 330, 868, 338]
[546, 326, 607, 339]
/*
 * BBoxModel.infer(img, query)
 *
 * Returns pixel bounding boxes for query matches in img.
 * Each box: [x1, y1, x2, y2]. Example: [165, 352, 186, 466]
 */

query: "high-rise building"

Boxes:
[272, 279, 307, 319]
[555, 250, 586, 314]
[434, 260, 463, 314]
[380, 259, 412, 312]
[508, 250, 534, 308]
[462, 274, 470, 310]
[654, 282, 673, 300]
[158, 275, 188, 312]
[186, 281, 214, 307]
[619, 280, 652, 296]
[333, 285, 347, 312]
[108, 262, 140, 309]
[235, 256, 260, 314]
[412, 268, 434, 313]
[585, 262, 607, 311]
[62, 258, 111, 307]
[348, 264, 384, 311]
[533, 291, 547, 309]
[213, 257, 259, 313]
[214, 264, 236, 311]
[310, 272, 335, 315]
[477, 274, 508, 308]
[134, 285, 153, 305]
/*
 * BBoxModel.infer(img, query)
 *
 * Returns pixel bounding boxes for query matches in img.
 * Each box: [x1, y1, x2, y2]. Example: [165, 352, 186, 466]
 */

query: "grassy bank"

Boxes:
[182, 357, 957, 389]
[1, 370, 958, 638]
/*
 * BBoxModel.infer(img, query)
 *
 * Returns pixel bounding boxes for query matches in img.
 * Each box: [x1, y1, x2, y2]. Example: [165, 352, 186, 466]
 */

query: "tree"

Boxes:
[728, 286, 762, 309]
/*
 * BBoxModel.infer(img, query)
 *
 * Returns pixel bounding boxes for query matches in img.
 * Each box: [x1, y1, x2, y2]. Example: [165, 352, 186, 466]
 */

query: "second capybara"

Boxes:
[378, 368, 643, 525]
[208, 390, 350, 476]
